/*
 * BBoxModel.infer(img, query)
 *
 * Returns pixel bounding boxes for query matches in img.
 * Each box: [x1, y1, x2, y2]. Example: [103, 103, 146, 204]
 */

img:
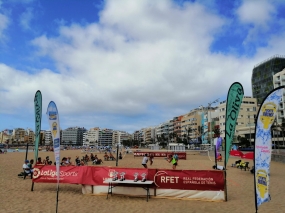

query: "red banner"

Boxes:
[134, 152, 186, 159]
[32, 165, 81, 183]
[33, 166, 224, 191]
[154, 169, 224, 191]
[230, 150, 243, 157]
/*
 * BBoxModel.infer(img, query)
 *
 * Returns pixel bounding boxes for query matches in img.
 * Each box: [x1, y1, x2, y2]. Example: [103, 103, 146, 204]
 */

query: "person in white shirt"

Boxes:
[23, 160, 33, 174]
[142, 154, 148, 168]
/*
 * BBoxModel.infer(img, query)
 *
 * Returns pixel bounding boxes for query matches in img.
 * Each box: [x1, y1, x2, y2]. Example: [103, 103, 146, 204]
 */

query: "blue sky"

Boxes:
[1, 0, 285, 133]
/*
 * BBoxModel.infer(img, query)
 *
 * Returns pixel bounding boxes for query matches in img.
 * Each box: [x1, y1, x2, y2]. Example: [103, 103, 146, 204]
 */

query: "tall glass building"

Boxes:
[252, 55, 285, 104]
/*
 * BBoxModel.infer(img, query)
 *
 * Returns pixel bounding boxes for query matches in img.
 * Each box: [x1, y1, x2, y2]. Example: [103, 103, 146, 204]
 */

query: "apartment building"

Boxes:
[252, 55, 285, 104]
[12, 128, 26, 143]
[144, 127, 155, 144]
[219, 96, 257, 145]
[86, 127, 100, 146]
[45, 130, 52, 145]
[273, 68, 285, 123]
[113, 130, 120, 145]
[62, 127, 87, 145]
[0, 129, 13, 143]
[181, 109, 201, 142]
[173, 116, 183, 139]
[98, 128, 113, 146]
[25, 128, 35, 143]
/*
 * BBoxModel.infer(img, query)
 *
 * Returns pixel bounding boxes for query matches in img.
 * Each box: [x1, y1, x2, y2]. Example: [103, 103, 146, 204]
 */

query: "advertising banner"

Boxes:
[33, 165, 80, 183]
[46, 101, 61, 186]
[34, 90, 42, 162]
[33, 166, 224, 192]
[254, 86, 284, 210]
[133, 152, 186, 159]
[154, 169, 224, 191]
[225, 82, 244, 168]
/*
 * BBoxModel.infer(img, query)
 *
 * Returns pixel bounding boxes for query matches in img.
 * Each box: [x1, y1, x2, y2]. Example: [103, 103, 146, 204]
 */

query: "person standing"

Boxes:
[149, 153, 154, 166]
[167, 155, 177, 170]
[142, 154, 148, 168]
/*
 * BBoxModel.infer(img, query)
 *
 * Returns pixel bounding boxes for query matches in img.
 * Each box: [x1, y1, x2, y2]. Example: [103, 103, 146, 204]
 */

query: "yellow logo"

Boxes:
[256, 169, 268, 198]
[52, 122, 57, 137]
[260, 102, 276, 129]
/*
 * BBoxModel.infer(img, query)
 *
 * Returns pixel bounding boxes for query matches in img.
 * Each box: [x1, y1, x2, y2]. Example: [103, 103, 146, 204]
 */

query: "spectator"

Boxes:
[28, 159, 34, 169]
[75, 156, 80, 166]
[23, 160, 33, 176]
[119, 152, 122, 159]
[36, 157, 43, 165]
[109, 153, 116, 161]
[104, 152, 109, 161]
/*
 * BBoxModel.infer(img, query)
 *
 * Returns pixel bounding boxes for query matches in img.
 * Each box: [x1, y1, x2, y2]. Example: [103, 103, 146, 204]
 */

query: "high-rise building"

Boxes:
[62, 127, 87, 146]
[252, 55, 285, 104]
[98, 128, 113, 146]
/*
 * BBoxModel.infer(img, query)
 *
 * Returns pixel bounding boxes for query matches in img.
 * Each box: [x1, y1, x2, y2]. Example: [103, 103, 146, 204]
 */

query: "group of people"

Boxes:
[141, 153, 179, 169]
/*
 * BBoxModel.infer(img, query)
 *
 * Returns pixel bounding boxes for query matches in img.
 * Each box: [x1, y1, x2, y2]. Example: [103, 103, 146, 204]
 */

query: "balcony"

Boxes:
[275, 77, 281, 83]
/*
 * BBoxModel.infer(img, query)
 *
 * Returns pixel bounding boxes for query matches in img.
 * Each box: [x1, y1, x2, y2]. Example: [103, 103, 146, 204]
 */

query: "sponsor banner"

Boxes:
[154, 169, 224, 191]
[34, 90, 42, 162]
[78, 166, 149, 186]
[46, 101, 61, 185]
[255, 86, 284, 209]
[33, 166, 224, 192]
[33, 165, 80, 183]
[225, 82, 244, 168]
[230, 150, 244, 157]
[134, 152, 186, 159]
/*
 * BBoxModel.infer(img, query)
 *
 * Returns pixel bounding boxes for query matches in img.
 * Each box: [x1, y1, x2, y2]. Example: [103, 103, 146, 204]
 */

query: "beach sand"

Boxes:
[0, 149, 284, 213]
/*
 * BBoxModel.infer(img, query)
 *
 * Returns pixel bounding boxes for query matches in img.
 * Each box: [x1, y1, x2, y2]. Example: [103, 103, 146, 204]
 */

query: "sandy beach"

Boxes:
[0, 149, 285, 213]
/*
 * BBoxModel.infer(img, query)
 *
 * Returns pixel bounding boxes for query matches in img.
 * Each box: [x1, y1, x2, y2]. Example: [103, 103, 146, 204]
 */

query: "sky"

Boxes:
[1, 0, 285, 133]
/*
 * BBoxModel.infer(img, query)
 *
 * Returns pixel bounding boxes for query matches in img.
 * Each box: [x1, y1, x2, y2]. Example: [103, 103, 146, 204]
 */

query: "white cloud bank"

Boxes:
[1, 0, 285, 131]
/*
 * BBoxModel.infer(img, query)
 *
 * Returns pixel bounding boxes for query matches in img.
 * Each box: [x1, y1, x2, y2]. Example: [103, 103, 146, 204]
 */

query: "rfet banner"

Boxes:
[134, 152, 186, 159]
[154, 169, 224, 191]
[254, 86, 284, 210]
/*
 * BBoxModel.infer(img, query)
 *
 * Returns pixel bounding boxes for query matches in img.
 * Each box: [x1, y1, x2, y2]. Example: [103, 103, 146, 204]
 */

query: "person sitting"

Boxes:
[61, 157, 68, 166]
[217, 154, 222, 162]
[90, 153, 95, 161]
[28, 159, 34, 169]
[75, 156, 80, 166]
[109, 153, 116, 161]
[23, 160, 33, 177]
[80, 159, 85, 166]
[36, 157, 43, 165]
[104, 153, 109, 161]
[65, 157, 72, 166]
[84, 154, 90, 162]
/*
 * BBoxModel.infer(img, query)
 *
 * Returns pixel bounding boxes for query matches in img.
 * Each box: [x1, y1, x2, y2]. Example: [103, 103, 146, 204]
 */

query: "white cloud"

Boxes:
[236, 0, 276, 27]
[19, 7, 33, 30]
[1, 0, 285, 131]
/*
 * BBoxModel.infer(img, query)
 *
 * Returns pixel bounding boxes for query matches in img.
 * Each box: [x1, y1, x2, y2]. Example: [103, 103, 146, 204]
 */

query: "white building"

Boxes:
[86, 127, 100, 146]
